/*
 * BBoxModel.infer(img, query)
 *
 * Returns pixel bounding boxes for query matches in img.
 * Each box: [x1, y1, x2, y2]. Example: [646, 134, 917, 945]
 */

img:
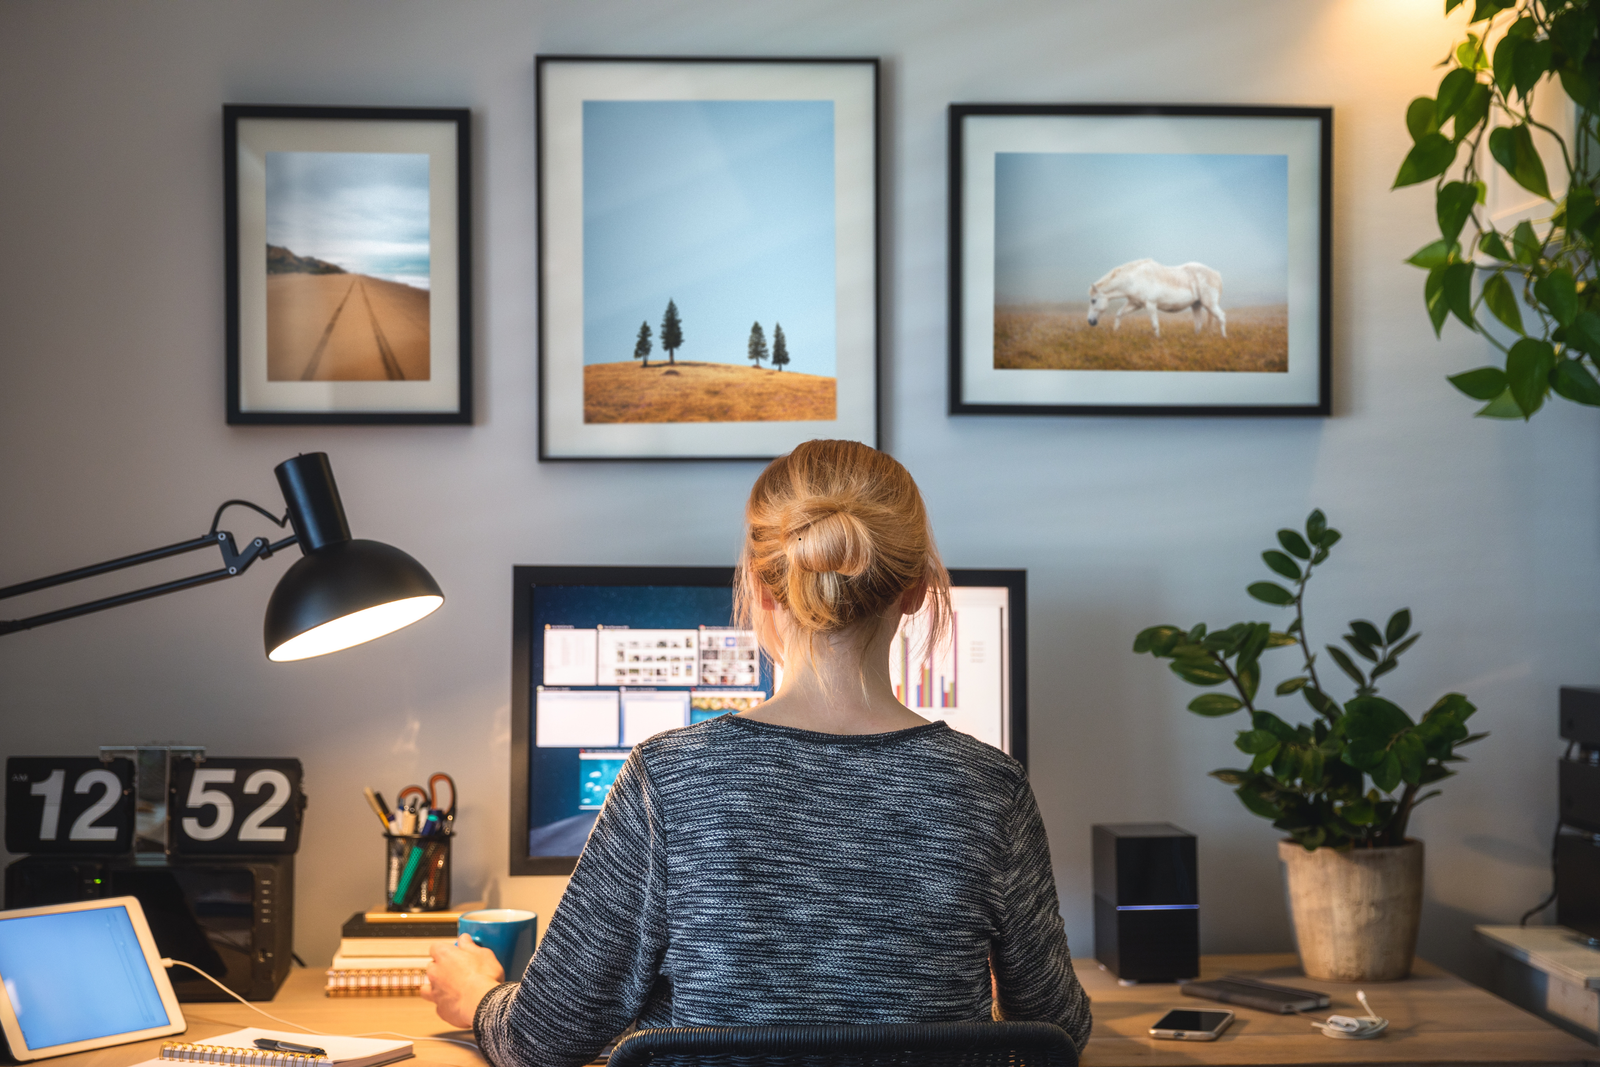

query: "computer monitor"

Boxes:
[509, 566, 1027, 875]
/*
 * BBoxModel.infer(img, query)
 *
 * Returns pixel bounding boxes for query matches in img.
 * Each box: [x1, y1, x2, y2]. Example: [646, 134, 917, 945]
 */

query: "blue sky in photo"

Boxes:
[994, 152, 1288, 307]
[582, 100, 836, 375]
[265, 151, 431, 290]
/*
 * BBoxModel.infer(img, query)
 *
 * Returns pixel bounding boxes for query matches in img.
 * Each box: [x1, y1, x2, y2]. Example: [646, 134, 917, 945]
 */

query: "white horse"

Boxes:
[1087, 259, 1226, 338]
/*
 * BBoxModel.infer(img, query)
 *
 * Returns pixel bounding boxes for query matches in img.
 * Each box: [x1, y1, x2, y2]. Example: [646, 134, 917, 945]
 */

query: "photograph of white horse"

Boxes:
[1087, 259, 1226, 339]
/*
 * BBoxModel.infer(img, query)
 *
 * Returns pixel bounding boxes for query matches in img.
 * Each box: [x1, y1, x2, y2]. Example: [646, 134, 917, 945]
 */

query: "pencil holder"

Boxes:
[384, 832, 452, 912]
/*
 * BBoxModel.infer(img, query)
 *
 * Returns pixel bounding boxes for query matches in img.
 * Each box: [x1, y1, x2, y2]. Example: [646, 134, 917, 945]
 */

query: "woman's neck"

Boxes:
[737, 613, 930, 735]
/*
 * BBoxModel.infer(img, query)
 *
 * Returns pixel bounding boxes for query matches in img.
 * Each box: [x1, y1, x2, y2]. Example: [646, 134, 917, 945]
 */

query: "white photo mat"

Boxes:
[538, 58, 878, 459]
[229, 112, 465, 420]
[953, 108, 1329, 414]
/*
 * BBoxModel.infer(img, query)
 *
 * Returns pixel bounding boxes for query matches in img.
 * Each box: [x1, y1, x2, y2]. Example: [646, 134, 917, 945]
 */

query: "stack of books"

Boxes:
[324, 902, 482, 997]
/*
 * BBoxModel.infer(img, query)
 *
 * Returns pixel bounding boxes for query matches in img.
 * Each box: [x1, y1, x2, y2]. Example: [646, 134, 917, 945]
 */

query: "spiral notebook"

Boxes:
[134, 1029, 412, 1067]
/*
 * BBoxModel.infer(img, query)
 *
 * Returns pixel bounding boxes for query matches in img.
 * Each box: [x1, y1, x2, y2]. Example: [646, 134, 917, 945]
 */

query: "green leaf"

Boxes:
[1171, 657, 1229, 687]
[1471, 0, 1513, 22]
[1436, 180, 1479, 242]
[1445, 0, 1465, 12]
[1476, 387, 1526, 418]
[1188, 693, 1245, 717]
[1344, 635, 1379, 662]
[1395, 133, 1458, 188]
[1552, 8, 1598, 66]
[1562, 190, 1598, 243]
[1277, 529, 1311, 560]
[1449, 366, 1507, 400]
[1560, 63, 1600, 110]
[1209, 768, 1249, 786]
[1443, 261, 1475, 329]
[1370, 657, 1399, 681]
[1453, 82, 1492, 141]
[1435, 67, 1477, 121]
[1534, 269, 1579, 327]
[1514, 39, 1553, 100]
[1407, 238, 1458, 269]
[1306, 510, 1327, 543]
[1390, 633, 1421, 658]
[1372, 751, 1404, 792]
[1327, 645, 1368, 688]
[1478, 230, 1513, 260]
[1238, 659, 1261, 703]
[1247, 581, 1296, 606]
[1235, 785, 1281, 820]
[1490, 126, 1552, 200]
[1267, 631, 1298, 648]
[1506, 337, 1556, 417]
[1319, 528, 1342, 550]
[1566, 312, 1600, 356]
[1458, 35, 1490, 71]
[1406, 96, 1440, 142]
[1481, 272, 1524, 334]
[1493, 32, 1523, 95]
[1552, 358, 1600, 406]
[1276, 676, 1309, 696]
[1511, 219, 1542, 265]
[1350, 619, 1384, 647]
[1342, 797, 1377, 825]
[1237, 729, 1280, 754]
[1386, 609, 1412, 643]
[1262, 550, 1302, 581]
[1425, 265, 1452, 335]
[1302, 686, 1339, 718]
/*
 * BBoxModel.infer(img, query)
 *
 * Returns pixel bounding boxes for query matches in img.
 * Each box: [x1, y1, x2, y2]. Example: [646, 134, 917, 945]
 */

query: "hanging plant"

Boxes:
[1395, 0, 1600, 419]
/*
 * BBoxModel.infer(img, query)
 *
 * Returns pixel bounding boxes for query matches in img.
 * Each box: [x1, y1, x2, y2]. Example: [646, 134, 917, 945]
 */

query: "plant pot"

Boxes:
[1277, 838, 1423, 982]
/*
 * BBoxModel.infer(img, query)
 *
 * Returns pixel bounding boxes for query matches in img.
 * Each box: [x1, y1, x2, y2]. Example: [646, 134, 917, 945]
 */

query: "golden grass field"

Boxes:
[995, 302, 1288, 373]
[584, 361, 836, 423]
[268, 273, 429, 381]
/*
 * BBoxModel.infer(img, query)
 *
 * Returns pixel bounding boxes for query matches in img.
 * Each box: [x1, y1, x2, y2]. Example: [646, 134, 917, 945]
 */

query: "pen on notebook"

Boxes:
[253, 1040, 327, 1057]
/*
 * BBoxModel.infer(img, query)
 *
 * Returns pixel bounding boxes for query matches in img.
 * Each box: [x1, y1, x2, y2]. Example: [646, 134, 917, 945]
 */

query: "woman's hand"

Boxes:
[420, 936, 506, 1029]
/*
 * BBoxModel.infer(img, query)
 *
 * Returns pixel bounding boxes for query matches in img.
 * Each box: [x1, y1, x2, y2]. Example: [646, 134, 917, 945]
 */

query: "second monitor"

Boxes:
[509, 566, 1026, 875]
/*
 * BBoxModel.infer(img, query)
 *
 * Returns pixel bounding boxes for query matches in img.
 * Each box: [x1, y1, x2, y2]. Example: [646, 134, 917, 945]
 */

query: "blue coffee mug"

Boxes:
[458, 909, 537, 980]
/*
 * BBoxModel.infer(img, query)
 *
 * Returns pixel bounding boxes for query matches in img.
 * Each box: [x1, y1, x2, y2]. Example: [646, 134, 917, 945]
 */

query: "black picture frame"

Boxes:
[949, 104, 1332, 417]
[224, 104, 472, 425]
[536, 56, 880, 460]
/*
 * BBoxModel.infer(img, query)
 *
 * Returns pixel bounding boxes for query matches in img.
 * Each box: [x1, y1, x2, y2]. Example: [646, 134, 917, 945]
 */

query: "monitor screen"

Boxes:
[510, 566, 1027, 875]
[0, 903, 170, 1050]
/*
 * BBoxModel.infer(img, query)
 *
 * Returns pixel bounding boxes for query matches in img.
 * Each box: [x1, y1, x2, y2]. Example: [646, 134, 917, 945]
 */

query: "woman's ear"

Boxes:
[760, 585, 778, 612]
[898, 578, 928, 616]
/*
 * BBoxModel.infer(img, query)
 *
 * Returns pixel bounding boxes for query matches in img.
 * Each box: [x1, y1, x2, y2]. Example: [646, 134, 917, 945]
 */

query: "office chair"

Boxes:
[607, 1021, 1079, 1067]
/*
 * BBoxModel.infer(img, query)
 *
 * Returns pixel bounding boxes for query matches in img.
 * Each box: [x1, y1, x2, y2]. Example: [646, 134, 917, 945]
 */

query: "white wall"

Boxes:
[2, 0, 1594, 986]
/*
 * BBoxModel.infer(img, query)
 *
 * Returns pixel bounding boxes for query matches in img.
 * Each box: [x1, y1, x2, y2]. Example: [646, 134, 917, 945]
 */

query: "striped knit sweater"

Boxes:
[474, 715, 1092, 1067]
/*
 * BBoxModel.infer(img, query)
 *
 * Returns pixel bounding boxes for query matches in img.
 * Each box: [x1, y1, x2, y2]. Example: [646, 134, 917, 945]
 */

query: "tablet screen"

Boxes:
[0, 903, 170, 1049]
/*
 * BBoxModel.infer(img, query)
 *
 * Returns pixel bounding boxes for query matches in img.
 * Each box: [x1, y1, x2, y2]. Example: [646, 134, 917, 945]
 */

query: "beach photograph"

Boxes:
[580, 99, 837, 423]
[993, 152, 1289, 373]
[264, 151, 431, 382]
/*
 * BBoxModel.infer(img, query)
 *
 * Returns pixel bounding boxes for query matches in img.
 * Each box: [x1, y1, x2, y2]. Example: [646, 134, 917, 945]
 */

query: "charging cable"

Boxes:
[161, 958, 481, 1050]
[1309, 989, 1389, 1040]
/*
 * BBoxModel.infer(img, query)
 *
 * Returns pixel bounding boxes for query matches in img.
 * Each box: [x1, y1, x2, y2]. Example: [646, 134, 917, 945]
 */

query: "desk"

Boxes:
[1078, 953, 1599, 1065]
[40, 954, 1600, 1067]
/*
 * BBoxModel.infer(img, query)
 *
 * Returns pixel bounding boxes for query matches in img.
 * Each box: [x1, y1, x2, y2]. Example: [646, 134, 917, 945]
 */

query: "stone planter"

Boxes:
[1278, 838, 1424, 982]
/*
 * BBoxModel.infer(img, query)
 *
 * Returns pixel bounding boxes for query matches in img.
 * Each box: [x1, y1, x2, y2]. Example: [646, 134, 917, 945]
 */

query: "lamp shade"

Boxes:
[264, 539, 443, 662]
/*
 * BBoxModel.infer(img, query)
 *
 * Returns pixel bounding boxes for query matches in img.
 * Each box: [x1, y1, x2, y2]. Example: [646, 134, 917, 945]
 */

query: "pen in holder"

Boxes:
[384, 831, 452, 912]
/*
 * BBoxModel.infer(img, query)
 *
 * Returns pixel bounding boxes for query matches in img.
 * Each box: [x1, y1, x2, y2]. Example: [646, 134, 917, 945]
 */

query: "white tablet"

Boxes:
[0, 896, 186, 1061]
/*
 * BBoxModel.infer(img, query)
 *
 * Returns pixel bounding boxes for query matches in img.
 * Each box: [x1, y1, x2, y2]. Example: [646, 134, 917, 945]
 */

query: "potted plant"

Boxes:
[1394, 0, 1600, 420]
[1133, 511, 1487, 980]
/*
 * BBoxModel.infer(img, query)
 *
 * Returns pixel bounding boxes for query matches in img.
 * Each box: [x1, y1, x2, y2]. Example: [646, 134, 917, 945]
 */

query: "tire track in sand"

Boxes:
[357, 279, 405, 381]
[299, 278, 358, 381]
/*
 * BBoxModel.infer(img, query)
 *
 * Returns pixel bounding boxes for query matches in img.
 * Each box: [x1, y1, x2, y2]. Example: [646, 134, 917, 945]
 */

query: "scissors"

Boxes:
[397, 772, 456, 825]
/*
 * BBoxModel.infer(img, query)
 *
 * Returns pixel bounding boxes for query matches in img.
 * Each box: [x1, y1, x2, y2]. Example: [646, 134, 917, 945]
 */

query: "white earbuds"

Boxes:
[1311, 990, 1389, 1040]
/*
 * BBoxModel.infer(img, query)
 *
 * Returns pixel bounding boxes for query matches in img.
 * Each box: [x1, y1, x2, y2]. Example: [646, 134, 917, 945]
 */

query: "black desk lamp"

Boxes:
[0, 453, 443, 661]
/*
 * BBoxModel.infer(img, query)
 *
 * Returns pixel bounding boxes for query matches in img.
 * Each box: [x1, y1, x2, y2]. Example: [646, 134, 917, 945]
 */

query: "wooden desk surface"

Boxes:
[38, 954, 1600, 1067]
[1077, 953, 1600, 1065]
[50, 968, 482, 1067]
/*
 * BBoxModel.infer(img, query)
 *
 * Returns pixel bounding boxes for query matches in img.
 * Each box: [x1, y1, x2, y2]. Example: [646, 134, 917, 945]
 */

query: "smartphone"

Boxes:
[1149, 1008, 1234, 1041]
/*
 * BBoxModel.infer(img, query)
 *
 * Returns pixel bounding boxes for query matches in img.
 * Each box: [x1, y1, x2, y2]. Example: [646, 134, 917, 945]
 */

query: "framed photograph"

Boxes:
[225, 105, 471, 424]
[950, 105, 1331, 416]
[537, 56, 879, 460]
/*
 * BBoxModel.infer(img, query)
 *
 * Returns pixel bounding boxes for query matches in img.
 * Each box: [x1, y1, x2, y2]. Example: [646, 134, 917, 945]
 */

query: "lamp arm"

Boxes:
[0, 528, 299, 637]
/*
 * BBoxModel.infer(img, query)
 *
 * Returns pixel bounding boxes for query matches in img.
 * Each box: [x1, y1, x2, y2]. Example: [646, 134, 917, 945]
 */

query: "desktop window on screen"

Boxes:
[525, 581, 1012, 860]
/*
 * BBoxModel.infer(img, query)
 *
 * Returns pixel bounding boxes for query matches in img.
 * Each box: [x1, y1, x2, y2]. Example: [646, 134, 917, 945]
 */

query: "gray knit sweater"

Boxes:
[475, 716, 1092, 1067]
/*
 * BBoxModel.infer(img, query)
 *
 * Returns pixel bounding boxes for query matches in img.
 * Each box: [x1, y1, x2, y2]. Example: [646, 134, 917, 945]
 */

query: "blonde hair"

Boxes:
[735, 440, 950, 669]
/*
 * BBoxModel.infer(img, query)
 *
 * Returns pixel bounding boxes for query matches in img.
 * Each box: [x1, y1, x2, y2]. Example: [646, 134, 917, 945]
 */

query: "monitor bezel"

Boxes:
[0, 895, 186, 1060]
[509, 565, 1027, 876]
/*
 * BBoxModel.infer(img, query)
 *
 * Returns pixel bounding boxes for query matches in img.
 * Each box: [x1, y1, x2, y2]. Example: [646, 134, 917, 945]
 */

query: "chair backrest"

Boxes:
[607, 1021, 1079, 1067]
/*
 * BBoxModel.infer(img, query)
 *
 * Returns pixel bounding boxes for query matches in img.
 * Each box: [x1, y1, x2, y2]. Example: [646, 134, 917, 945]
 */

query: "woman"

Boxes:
[423, 440, 1091, 1063]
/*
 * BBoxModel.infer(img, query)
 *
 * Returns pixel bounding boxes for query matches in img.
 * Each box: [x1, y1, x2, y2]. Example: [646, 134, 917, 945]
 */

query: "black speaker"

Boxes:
[1560, 686, 1600, 747]
[4, 854, 293, 1000]
[1556, 830, 1600, 940]
[1092, 822, 1199, 982]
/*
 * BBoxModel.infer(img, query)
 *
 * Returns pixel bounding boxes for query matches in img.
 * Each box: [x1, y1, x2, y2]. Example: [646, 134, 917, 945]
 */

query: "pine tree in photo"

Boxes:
[660, 299, 684, 365]
[633, 321, 653, 368]
[771, 323, 789, 372]
[748, 321, 768, 369]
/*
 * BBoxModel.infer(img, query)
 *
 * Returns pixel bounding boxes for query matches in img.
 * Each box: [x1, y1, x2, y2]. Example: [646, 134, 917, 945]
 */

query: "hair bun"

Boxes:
[784, 498, 872, 578]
